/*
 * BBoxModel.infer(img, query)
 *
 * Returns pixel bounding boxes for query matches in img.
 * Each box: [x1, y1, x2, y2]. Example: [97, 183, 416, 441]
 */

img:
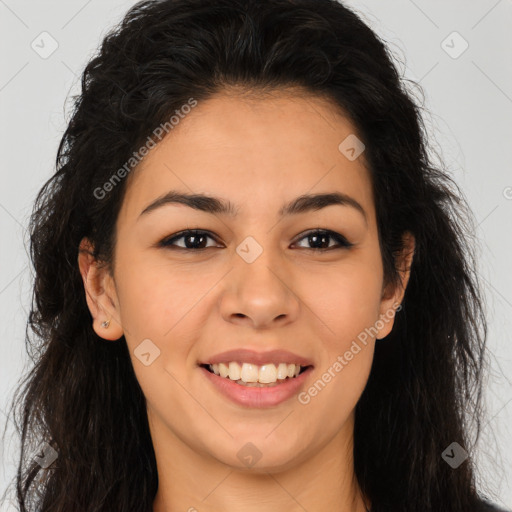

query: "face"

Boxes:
[79, 89, 412, 473]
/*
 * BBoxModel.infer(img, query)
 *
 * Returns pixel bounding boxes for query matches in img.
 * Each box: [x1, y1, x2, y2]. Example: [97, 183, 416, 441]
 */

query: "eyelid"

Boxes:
[159, 229, 222, 249]
[159, 228, 354, 251]
[293, 229, 354, 249]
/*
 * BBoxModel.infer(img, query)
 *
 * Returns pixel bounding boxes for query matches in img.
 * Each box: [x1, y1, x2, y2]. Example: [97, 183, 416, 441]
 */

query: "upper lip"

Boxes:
[201, 348, 314, 367]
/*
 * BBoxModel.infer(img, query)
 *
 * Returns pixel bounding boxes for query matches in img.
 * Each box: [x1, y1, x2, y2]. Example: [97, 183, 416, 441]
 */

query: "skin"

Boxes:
[79, 88, 414, 512]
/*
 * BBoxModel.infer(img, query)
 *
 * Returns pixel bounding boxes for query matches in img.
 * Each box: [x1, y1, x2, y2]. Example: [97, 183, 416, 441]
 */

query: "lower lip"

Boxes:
[199, 366, 313, 408]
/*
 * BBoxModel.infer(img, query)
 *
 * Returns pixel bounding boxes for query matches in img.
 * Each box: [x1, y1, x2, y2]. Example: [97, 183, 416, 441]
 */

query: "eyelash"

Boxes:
[158, 229, 354, 252]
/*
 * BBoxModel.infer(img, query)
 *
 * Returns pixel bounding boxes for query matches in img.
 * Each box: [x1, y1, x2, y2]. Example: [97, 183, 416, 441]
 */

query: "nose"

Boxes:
[219, 248, 301, 330]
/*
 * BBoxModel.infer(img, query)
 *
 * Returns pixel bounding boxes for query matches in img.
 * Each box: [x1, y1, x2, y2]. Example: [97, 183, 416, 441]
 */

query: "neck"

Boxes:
[151, 411, 368, 512]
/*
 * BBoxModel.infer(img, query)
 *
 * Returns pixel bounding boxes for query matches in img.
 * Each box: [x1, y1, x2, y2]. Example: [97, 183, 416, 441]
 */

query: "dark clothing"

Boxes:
[478, 500, 511, 512]
[366, 499, 510, 511]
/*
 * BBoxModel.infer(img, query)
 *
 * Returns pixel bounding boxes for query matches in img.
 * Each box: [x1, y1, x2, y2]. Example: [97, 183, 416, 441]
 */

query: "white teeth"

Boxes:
[219, 362, 229, 378]
[228, 361, 241, 380]
[277, 363, 288, 379]
[241, 363, 259, 383]
[258, 364, 277, 383]
[206, 361, 306, 384]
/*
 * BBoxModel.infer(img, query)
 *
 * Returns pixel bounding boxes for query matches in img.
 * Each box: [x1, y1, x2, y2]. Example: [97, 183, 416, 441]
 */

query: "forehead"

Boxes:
[119, 88, 374, 223]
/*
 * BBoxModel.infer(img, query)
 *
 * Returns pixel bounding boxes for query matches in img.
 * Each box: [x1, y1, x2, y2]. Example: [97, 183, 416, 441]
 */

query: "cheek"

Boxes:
[113, 257, 206, 416]
[112, 255, 206, 397]
[301, 256, 384, 349]
[294, 254, 383, 414]
[115, 252, 211, 337]
[297, 291, 379, 439]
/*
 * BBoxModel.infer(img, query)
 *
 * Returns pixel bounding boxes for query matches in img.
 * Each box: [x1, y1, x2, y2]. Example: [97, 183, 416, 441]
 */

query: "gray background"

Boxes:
[1, 0, 511, 509]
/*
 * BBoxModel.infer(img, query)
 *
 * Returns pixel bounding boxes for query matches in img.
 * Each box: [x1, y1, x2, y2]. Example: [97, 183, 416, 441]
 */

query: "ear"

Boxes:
[78, 237, 124, 341]
[376, 231, 415, 340]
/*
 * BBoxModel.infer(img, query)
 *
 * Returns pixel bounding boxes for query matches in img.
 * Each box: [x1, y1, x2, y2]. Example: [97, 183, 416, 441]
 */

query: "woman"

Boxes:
[5, 0, 508, 510]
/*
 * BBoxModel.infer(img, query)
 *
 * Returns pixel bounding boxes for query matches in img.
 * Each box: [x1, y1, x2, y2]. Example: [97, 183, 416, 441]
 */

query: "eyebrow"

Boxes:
[138, 190, 367, 223]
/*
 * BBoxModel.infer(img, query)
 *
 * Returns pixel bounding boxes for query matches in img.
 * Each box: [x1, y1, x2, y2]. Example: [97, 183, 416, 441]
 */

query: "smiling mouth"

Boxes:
[200, 362, 312, 387]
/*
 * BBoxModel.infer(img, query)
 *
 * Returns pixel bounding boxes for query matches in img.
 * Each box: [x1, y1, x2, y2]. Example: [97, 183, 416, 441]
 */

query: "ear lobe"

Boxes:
[78, 237, 124, 341]
[376, 232, 415, 339]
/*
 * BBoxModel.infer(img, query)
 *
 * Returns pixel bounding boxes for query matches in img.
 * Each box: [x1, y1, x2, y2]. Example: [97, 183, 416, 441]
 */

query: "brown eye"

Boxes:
[159, 228, 353, 252]
[159, 230, 220, 250]
[293, 229, 353, 251]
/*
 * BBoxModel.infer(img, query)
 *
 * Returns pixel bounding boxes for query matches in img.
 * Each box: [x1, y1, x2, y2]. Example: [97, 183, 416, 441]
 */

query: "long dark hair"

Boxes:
[3, 0, 491, 510]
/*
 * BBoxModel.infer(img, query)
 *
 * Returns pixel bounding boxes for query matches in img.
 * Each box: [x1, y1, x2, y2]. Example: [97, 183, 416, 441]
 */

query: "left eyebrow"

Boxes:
[138, 190, 368, 224]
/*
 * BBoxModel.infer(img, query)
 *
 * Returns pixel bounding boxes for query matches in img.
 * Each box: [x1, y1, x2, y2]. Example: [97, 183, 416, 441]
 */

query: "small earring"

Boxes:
[101, 319, 110, 328]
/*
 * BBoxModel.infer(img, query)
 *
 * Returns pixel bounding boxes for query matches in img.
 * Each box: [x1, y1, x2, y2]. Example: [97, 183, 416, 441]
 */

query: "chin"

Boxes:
[208, 438, 311, 474]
